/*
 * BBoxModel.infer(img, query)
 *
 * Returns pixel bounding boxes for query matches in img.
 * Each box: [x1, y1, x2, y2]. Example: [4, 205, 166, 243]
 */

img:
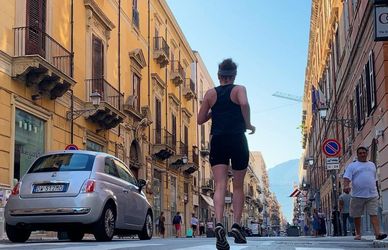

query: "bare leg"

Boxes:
[232, 169, 247, 225]
[370, 215, 381, 236]
[212, 164, 229, 224]
[354, 217, 361, 236]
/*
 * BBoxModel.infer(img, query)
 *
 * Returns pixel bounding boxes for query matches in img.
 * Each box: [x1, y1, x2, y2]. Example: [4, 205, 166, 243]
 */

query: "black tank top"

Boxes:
[210, 84, 246, 135]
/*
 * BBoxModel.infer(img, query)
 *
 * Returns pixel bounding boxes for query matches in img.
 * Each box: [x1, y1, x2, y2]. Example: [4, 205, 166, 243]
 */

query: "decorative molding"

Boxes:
[182, 108, 191, 124]
[129, 48, 147, 71]
[168, 93, 180, 107]
[84, 0, 115, 31]
[0, 50, 12, 76]
[152, 73, 165, 98]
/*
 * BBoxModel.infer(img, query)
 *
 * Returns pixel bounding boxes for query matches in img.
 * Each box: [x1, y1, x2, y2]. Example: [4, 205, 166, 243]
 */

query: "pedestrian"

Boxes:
[343, 146, 387, 241]
[172, 211, 182, 238]
[190, 213, 199, 237]
[198, 58, 255, 250]
[339, 188, 354, 236]
[158, 211, 165, 238]
[199, 220, 205, 236]
[312, 208, 320, 237]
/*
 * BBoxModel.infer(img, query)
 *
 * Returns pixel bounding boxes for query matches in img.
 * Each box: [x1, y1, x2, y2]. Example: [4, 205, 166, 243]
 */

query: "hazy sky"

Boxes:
[166, 1, 311, 170]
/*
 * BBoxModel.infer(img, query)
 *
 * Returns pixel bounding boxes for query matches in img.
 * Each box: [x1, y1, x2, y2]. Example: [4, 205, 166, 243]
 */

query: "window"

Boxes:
[14, 109, 45, 180]
[105, 157, 118, 177]
[132, 73, 141, 111]
[365, 52, 376, 114]
[132, 0, 139, 29]
[29, 154, 95, 173]
[26, 0, 47, 56]
[86, 139, 103, 152]
[114, 159, 137, 185]
[355, 77, 366, 129]
[172, 114, 177, 149]
[155, 98, 162, 144]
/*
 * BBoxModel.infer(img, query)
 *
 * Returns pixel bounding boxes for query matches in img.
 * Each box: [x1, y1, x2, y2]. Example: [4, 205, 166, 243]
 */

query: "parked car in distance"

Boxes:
[5, 150, 153, 242]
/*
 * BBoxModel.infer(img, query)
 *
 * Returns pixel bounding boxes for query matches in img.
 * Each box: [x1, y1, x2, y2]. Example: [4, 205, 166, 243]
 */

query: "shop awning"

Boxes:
[200, 194, 214, 207]
[289, 188, 301, 197]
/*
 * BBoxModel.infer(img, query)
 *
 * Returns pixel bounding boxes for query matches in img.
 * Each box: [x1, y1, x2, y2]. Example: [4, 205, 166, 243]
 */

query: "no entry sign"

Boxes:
[322, 139, 341, 157]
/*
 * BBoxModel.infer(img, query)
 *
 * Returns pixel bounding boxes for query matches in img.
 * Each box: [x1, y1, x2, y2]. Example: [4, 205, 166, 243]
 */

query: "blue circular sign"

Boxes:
[322, 139, 341, 157]
[65, 144, 79, 150]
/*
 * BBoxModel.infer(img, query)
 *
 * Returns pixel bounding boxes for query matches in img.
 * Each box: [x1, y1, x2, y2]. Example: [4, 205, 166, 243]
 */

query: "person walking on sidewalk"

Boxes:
[158, 211, 166, 238]
[198, 58, 255, 250]
[339, 188, 354, 236]
[343, 146, 387, 241]
[172, 212, 182, 238]
[190, 213, 199, 237]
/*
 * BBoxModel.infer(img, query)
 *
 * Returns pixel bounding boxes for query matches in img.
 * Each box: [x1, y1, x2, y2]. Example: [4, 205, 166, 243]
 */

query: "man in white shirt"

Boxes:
[343, 146, 386, 240]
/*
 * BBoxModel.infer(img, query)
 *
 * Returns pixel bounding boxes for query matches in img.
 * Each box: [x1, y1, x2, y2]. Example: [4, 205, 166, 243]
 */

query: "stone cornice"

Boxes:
[84, 0, 116, 31]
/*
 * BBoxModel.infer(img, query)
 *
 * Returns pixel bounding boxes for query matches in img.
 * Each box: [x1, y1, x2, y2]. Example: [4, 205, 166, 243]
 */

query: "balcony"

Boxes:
[200, 141, 210, 156]
[132, 9, 139, 29]
[182, 148, 199, 175]
[201, 178, 214, 193]
[123, 95, 142, 120]
[12, 27, 75, 99]
[85, 78, 125, 129]
[152, 128, 175, 160]
[170, 61, 185, 86]
[153, 37, 169, 68]
[170, 141, 188, 167]
[183, 78, 196, 100]
[245, 185, 254, 200]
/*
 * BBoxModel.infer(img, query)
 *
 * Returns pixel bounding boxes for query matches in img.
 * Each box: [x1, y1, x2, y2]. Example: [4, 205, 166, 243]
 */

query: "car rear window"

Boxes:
[28, 153, 95, 173]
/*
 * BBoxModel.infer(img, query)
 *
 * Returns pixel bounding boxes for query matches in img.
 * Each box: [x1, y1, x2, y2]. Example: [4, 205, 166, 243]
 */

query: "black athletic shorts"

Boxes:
[209, 133, 249, 170]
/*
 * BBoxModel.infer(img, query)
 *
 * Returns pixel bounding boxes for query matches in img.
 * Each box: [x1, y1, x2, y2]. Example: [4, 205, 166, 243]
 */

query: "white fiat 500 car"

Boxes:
[5, 150, 153, 242]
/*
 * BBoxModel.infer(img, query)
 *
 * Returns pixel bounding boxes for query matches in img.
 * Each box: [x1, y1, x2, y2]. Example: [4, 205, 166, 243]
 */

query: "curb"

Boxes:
[373, 239, 388, 248]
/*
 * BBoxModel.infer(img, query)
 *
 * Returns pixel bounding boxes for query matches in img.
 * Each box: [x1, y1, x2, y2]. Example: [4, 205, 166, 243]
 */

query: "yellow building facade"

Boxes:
[0, 0, 198, 237]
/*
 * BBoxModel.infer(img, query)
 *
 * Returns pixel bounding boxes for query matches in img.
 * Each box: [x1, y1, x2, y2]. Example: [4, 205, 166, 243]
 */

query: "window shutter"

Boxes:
[355, 84, 361, 130]
[369, 51, 376, 111]
[26, 0, 46, 56]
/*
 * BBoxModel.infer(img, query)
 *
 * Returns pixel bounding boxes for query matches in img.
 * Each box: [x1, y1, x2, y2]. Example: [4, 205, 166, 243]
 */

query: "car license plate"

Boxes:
[33, 184, 65, 193]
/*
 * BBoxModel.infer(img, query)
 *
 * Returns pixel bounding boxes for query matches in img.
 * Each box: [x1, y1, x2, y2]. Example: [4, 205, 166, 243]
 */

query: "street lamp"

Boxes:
[67, 91, 101, 120]
[182, 155, 188, 164]
[318, 106, 355, 128]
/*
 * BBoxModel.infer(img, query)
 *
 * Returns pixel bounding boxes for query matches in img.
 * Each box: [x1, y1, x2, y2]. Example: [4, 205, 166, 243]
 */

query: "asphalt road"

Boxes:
[0, 235, 383, 250]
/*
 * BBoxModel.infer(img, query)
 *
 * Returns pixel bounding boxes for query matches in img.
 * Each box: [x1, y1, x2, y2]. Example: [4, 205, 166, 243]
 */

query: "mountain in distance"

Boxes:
[268, 159, 299, 223]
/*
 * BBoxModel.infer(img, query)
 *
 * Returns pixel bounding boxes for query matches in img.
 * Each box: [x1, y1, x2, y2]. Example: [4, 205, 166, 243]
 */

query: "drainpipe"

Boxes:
[70, 0, 74, 144]
[118, 0, 121, 136]
[148, 0, 151, 155]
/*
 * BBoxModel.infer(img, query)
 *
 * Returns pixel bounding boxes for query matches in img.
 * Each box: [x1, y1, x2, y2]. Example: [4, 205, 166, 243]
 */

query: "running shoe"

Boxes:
[231, 223, 247, 244]
[215, 223, 230, 250]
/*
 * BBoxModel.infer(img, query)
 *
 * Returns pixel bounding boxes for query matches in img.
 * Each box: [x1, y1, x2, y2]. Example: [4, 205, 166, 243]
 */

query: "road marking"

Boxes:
[0, 242, 163, 249]
[174, 245, 248, 250]
[296, 248, 344, 250]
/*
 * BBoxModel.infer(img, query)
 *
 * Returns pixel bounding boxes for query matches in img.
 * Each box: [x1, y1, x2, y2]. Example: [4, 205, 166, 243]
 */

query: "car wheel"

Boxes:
[94, 204, 116, 241]
[5, 223, 31, 243]
[67, 230, 85, 242]
[138, 212, 153, 240]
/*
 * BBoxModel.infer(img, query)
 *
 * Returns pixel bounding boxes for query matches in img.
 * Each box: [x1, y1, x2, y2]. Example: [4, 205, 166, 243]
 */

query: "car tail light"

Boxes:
[81, 179, 96, 193]
[11, 182, 21, 195]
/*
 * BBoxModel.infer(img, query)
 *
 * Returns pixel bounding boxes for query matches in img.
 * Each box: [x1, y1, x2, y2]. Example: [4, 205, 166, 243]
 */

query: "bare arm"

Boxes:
[237, 86, 255, 134]
[343, 178, 351, 193]
[338, 198, 344, 213]
[197, 91, 212, 125]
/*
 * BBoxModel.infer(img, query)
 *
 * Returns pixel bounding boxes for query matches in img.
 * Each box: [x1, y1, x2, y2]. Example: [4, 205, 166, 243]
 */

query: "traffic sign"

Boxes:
[326, 164, 340, 170]
[322, 139, 341, 157]
[65, 144, 79, 150]
[326, 157, 339, 164]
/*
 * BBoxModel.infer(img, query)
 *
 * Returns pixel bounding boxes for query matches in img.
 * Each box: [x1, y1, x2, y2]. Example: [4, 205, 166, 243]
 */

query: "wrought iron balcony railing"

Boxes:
[154, 37, 170, 57]
[85, 78, 123, 111]
[14, 26, 71, 76]
[154, 128, 175, 149]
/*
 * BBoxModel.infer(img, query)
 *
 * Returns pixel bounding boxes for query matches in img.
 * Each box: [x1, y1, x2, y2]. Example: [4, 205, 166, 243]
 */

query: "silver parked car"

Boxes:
[5, 150, 153, 242]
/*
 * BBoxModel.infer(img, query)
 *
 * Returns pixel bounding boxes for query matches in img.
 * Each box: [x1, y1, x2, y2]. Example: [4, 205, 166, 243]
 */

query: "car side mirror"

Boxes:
[137, 179, 147, 192]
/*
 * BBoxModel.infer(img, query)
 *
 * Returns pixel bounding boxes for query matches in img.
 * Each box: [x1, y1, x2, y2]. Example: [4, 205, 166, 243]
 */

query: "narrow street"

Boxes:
[0, 236, 380, 250]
